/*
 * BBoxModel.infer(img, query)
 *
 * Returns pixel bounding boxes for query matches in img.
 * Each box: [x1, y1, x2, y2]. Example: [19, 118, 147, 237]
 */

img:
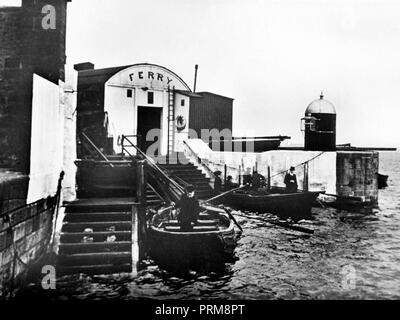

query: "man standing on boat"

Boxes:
[284, 166, 298, 193]
[251, 170, 266, 191]
[225, 175, 238, 191]
[174, 185, 201, 231]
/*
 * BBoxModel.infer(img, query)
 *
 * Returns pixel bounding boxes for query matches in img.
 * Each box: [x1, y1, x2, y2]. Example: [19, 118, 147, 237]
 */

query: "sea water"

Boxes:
[14, 152, 400, 300]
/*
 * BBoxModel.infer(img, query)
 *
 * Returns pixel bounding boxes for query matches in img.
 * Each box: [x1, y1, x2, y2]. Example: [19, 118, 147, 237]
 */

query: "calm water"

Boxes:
[15, 152, 400, 300]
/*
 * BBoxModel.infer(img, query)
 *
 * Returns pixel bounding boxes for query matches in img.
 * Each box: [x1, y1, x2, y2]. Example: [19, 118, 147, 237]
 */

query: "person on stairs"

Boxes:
[213, 171, 223, 195]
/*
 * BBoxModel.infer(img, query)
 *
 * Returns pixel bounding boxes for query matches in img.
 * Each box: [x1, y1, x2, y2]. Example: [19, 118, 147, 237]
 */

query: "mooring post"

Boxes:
[136, 160, 147, 261]
[303, 163, 309, 192]
[267, 166, 271, 191]
[238, 165, 242, 186]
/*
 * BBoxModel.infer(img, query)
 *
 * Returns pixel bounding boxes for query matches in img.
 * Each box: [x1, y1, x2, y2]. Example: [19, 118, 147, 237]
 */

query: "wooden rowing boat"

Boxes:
[378, 173, 388, 189]
[226, 187, 323, 220]
[147, 205, 238, 271]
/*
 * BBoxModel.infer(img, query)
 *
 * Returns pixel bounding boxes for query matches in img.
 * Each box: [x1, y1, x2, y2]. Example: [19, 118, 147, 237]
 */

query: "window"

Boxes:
[127, 89, 132, 98]
[5, 58, 20, 69]
[181, 99, 185, 106]
[147, 91, 154, 104]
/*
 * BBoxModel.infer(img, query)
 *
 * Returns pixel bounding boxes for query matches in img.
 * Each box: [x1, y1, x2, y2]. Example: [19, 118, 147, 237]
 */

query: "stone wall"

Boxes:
[0, 173, 57, 297]
[336, 151, 379, 203]
[0, 7, 24, 170]
[0, 1, 70, 172]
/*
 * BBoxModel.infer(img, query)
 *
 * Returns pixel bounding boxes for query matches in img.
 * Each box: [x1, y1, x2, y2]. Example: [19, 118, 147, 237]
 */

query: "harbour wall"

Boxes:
[0, 173, 57, 298]
[0, 70, 77, 296]
[185, 139, 379, 203]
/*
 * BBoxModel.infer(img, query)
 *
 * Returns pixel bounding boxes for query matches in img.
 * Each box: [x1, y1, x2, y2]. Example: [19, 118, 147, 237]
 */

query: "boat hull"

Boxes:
[147, 220, 237, 271]
[227, 189, 322, 220]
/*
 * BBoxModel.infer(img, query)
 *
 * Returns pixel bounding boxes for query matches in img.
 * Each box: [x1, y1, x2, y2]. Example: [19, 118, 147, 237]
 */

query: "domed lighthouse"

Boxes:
[301, 93, 336, 151]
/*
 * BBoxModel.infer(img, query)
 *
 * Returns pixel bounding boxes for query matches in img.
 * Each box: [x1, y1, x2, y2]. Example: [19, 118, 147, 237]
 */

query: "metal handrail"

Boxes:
[121, 135, 185, 193]
[80, 132, 114, 167]
[183, 140, 237, 172]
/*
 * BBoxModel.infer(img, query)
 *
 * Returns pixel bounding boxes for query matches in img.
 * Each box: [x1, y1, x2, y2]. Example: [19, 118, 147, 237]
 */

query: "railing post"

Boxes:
[136, 160, 147, 260]
[224, 164, 227, 187]
[303, 162, 309, 192]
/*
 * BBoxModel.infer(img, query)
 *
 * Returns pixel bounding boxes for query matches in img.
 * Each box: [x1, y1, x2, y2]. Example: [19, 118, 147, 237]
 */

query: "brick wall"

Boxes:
[0, 175, 56, 297]
[0, 7, 24, 170]
[0, 1, 69, 172]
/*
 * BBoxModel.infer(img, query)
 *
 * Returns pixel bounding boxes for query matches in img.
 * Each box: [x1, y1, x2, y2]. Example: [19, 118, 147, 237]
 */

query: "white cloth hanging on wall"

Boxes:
[27, 74, 64, 203]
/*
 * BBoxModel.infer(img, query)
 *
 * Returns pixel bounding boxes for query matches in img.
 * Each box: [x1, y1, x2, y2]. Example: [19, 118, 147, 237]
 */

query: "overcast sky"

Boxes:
[2, 0, 399, 147]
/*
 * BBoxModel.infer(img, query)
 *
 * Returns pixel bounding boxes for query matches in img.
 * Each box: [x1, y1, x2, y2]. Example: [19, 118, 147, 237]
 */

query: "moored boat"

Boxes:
[147, 205, 238, 271]
[226, 187, 323, 220]
[378, 173, 388, 189]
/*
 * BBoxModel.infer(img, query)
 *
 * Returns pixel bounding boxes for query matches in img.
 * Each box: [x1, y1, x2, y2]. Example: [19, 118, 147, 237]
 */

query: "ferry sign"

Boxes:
[105, 64, 191, 91]
[128, 71, 174, 85]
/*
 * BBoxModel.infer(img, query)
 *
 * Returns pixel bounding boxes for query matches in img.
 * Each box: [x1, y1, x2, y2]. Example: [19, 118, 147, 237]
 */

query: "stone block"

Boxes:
[13, 222, 26, 242]
[24, 219, 33, 235]
[25, 231, 40, 250]
[0, 245, 14, 267]
[32, 214, 40, 232]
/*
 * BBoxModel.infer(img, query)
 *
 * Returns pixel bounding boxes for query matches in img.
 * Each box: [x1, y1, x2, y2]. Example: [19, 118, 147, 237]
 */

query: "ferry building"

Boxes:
[74, 62, 234, 157]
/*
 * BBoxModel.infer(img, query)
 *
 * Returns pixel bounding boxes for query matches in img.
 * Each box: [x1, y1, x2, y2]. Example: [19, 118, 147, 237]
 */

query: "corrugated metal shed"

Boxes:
[189, 92, 234, 138]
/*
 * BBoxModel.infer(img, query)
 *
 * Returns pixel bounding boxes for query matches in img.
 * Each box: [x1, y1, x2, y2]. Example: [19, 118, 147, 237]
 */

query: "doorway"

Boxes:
[137, 106, 162, 155]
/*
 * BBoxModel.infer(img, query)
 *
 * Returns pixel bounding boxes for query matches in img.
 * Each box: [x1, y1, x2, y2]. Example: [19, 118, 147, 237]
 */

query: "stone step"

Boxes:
[161, 165, 197, 171]
[60, 231, 131, 243]
[178, 176, 210, 183]
[58, 251, 131, 266]
[59, 241, 131, 255]
[58, 263, 132, 276]
[173, 171, 207, 178]
[64, 212, 132, 223]
[62, 221, 132, 233]
[64, 198, 136, 213]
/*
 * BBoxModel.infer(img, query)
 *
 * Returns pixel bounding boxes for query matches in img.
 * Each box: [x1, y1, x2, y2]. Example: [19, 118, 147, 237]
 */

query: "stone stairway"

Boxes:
[106, 152, 215, 200]
[58, 198, 135, 275]
[160, 161, 214, 200]
[57, 151, 213, 275]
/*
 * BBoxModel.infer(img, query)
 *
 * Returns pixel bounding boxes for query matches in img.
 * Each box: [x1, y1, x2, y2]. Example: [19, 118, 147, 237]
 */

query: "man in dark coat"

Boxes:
[213, 171, 222, 195]
[174, 185, 201, 231]
[251, 170, 266, 190]
[284, 166, 298, 193]
[224, 175, 237, 191]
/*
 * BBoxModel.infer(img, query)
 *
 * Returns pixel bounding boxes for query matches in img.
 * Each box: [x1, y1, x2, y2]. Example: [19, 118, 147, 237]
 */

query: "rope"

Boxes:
[270, 152, 325, 178]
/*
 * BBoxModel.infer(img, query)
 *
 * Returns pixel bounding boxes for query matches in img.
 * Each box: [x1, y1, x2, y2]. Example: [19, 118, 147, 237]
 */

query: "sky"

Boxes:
[2, 0, 400, 148]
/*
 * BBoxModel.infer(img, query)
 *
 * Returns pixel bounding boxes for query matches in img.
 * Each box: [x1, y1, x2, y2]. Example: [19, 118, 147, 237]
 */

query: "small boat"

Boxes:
[226, 187, 323, 220]
[147, 205, 238, 271]
[378, 173, 388, 189]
